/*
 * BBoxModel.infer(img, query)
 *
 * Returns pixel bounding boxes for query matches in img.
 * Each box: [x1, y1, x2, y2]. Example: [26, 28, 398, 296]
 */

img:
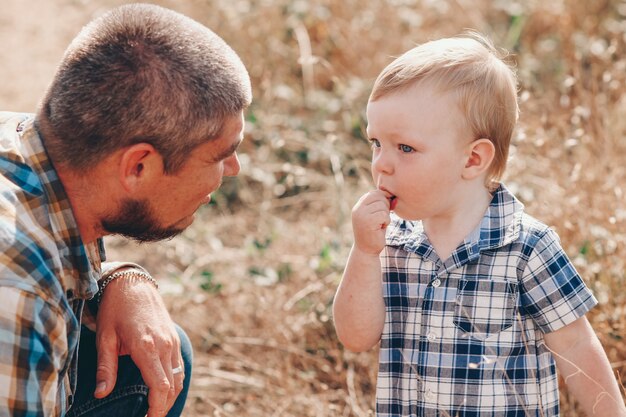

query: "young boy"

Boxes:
[333, 33, 625, 416]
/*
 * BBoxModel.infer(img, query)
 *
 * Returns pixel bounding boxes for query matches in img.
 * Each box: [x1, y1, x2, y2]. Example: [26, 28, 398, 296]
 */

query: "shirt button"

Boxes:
[432, 278, 441, 288]
[427, 332, 437, 341]
[424, 389, 436, 401]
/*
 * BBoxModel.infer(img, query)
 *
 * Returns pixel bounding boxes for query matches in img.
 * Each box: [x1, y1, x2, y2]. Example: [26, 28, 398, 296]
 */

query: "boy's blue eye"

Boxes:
[370, 138, 381, 148]
[399, 144, 414, 153]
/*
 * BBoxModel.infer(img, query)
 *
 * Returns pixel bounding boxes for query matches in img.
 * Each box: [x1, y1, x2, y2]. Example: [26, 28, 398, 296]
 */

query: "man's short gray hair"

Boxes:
[38, 3, 252, 174]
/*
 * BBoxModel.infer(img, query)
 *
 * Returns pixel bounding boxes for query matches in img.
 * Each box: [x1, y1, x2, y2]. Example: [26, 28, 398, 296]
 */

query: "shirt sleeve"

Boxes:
[0, 286, 69, 417]
[518, 228, 598, 333]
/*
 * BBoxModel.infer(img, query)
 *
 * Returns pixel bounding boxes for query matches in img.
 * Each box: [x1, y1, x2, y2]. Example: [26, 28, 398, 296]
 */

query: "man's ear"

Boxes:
[118, 143, 163, 192]
[462, 138, 495, 180]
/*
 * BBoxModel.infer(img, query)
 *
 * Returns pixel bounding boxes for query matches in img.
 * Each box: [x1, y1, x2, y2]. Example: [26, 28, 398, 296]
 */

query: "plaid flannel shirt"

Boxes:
[0, 112, 102, 416]
[377, 184, 597, 417]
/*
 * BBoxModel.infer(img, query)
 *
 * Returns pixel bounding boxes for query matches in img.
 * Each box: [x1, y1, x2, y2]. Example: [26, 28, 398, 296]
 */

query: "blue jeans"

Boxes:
[66, 325, 193, 417]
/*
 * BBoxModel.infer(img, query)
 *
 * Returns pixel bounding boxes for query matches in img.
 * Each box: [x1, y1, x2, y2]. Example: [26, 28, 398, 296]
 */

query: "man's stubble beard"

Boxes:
[101, 198, 184, 243]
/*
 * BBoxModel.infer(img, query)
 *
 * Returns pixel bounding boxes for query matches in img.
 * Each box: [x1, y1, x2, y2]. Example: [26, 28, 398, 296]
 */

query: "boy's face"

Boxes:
[366, 81, 474, 221]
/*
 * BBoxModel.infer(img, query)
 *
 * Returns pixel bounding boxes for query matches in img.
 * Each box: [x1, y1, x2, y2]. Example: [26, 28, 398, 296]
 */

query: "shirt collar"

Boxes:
[386, 184, 524, 264]
[15, 115, 101, 298]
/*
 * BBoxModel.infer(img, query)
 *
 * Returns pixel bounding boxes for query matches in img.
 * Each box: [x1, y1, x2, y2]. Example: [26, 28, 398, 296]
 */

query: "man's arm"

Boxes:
[94, 267, 184, 417]
[544, 316, 626, 416]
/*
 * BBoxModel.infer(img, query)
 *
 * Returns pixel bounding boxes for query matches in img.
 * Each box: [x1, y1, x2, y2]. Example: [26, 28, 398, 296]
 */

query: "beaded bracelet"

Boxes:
[97, 270, 158, 304]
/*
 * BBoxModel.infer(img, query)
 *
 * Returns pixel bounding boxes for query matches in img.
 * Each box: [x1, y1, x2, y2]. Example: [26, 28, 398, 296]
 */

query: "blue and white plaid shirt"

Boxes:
[377, 184, 597, 416]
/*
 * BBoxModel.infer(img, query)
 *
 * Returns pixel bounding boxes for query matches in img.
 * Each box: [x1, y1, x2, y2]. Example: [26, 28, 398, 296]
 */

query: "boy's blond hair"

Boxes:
[370, 32, 518, 188]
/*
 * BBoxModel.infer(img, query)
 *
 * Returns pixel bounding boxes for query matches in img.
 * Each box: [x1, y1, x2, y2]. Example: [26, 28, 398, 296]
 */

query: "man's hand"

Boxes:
[352, 189, 391, 256]
[94, 273, 184, 417]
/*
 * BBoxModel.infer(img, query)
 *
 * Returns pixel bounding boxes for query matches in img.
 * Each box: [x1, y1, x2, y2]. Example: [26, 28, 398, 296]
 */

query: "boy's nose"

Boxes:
[372, 152, 394, 175]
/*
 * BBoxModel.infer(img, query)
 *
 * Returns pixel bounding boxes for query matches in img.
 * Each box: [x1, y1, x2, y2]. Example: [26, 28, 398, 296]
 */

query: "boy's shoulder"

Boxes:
[517, 211, 552, 238]
[514, 211, 570, 260]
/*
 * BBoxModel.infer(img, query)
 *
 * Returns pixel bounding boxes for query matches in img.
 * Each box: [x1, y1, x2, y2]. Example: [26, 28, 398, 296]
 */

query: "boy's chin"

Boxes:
[392, 209, 422, 222]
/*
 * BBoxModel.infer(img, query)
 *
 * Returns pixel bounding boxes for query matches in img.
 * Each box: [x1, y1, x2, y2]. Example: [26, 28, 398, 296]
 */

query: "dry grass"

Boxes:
[2, 0, 626, 415]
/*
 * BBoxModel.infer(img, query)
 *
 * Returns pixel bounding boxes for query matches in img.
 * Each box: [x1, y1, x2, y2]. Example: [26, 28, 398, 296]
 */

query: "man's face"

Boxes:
[101, 112, 245, 242]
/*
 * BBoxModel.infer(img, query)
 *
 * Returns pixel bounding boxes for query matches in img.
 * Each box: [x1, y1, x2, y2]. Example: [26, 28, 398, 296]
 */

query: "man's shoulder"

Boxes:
[0, 111, 33, 141]
[1, 112, 43, 195]
[0, 111, 32, 123]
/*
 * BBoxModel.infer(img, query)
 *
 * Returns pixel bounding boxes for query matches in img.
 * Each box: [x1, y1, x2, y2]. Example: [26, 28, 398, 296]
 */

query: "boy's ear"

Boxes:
[462, 138, 495, 180]
[118, 143, 164, 192]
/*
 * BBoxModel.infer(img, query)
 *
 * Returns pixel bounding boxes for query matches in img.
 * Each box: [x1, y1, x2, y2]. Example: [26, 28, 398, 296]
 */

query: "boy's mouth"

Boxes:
[378, 182, 397, 210]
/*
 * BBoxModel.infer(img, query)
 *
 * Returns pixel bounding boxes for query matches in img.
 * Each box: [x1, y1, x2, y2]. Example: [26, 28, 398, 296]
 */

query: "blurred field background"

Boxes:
[1, 0, 626, 415]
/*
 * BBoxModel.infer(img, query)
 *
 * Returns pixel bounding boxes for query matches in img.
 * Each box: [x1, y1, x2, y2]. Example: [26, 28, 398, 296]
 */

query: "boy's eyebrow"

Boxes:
[209, 138, 242, 162]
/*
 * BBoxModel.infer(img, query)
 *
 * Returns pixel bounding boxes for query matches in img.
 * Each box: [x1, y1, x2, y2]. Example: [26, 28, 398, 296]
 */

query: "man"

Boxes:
[0, 4, 251, 417]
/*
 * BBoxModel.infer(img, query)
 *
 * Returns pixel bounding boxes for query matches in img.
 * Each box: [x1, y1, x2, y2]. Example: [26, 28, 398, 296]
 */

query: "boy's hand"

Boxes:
[352, 190, 391, 255]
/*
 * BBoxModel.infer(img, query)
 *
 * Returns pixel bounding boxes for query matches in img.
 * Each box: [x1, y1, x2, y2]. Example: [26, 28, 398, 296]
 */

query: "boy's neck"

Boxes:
[422, 184, 493, 262]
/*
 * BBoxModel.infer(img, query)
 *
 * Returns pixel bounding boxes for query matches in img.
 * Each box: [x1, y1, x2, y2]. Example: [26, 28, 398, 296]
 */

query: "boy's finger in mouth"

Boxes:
[376, 183, 398, 210]
[388, 195, 398, 210]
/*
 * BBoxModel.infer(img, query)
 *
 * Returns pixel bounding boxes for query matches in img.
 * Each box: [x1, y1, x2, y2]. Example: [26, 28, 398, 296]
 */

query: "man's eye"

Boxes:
[370, 138, 381, 148]
[399, 144, 414, 153]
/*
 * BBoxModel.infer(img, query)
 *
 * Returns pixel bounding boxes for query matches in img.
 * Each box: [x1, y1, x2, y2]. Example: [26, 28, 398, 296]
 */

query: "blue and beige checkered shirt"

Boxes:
[0, 112, 102, 416]
[377, 184, 597, 416]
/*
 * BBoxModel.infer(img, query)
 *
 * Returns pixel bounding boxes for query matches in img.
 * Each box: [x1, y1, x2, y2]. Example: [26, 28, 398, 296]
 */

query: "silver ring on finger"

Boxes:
[172, 365, 184, 375]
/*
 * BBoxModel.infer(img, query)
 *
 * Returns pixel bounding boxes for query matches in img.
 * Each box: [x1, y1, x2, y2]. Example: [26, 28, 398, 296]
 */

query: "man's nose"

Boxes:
[224, 152, 241, 177]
